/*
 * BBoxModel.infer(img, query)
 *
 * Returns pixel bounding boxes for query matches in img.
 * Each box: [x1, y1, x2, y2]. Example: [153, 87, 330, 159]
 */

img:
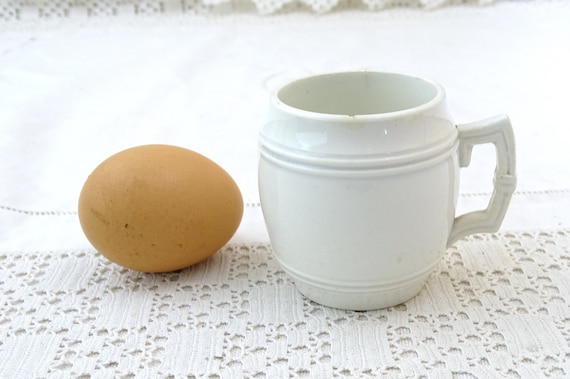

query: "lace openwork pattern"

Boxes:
[0, 0, 497, 18]
[1, 229, 569, 378]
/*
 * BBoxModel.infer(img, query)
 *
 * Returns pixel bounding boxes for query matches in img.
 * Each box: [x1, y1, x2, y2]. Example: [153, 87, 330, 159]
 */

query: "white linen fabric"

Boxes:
[1, 1, 570, 378]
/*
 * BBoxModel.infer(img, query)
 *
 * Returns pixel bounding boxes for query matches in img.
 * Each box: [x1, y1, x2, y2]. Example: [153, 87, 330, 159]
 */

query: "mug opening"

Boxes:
[276, 71, 442, 118]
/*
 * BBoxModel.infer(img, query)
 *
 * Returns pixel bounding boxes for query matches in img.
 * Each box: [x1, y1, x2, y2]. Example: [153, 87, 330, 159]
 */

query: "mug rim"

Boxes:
[271, 70, 446, 122]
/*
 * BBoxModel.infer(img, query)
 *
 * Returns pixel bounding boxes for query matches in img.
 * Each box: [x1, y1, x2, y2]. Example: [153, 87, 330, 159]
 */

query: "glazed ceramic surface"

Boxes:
[258, 71, 516, 310]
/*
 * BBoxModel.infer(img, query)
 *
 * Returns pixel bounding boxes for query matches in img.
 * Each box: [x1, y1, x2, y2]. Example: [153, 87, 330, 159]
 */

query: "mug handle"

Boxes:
[447, 115, 517, 247]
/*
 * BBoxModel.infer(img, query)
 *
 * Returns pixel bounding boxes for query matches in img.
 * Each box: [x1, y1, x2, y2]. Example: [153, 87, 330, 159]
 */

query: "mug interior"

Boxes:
[277, 72, 440, 117]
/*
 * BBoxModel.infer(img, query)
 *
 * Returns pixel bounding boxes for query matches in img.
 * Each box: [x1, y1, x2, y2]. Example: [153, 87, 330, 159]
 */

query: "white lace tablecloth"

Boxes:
[2, 1, 570, 378]
[1, 0, 499, 18]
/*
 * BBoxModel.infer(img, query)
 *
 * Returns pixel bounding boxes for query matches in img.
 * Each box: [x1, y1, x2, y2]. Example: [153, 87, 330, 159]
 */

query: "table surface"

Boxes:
[1, 1, 570, 377]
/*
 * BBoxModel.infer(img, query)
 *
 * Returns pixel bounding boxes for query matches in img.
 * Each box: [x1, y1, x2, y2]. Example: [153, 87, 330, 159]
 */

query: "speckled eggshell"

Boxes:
[78, 144, 243, 272]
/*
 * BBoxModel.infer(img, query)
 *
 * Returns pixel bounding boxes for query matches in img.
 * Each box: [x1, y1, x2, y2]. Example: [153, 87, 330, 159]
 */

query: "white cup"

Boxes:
[258, 71, 516, 310]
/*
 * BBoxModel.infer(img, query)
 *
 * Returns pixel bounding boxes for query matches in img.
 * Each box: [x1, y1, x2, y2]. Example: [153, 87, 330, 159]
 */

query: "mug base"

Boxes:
[293, 278, 429, 311]
[274, 251, 440, 311]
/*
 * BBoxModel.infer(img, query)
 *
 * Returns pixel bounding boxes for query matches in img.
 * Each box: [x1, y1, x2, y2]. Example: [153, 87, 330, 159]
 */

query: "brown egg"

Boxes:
[78, 144, 243, 272]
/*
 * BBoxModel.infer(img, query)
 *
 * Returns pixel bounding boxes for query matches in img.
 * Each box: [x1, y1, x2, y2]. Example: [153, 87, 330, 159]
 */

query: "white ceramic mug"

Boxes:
[258, 71, 516, 310]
